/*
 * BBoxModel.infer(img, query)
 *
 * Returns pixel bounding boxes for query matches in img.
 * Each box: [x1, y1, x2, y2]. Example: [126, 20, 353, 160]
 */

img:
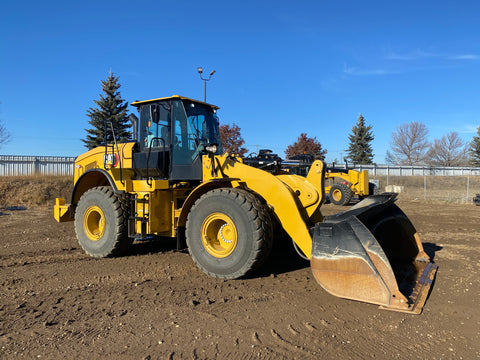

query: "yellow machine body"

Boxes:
[325, 168, 369, 196]
[55, 148, 324, 257]
[54, 95, 437, 314]
[325, 168, 370, 206]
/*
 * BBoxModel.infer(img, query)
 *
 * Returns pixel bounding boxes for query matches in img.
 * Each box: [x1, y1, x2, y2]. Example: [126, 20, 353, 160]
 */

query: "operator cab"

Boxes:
[131, 95, 222, 181]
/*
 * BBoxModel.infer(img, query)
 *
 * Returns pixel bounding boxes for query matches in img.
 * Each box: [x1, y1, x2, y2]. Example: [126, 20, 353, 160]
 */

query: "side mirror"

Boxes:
[129, 114, 139, 141]
[149, 105, 160, 124]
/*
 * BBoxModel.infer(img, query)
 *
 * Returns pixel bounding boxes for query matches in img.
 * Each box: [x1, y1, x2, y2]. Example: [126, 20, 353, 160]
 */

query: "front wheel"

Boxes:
[74, 186, 132, 257]
[186, 188, 273, 279]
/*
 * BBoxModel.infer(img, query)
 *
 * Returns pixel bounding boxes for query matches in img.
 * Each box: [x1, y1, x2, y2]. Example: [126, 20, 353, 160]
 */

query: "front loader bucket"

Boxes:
[311, 194, 438, 314]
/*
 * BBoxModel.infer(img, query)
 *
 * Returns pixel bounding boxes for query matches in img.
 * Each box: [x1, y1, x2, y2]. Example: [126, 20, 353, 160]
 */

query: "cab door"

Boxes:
[170, 100, 203, 180]
[133, 104, 171, 179]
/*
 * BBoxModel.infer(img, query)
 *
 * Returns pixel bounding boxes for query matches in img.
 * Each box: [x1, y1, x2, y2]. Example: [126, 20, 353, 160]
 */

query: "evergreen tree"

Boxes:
[345, 114, 374, 164]
[470, 126, 480, 166]
[82, 71, 132, 150]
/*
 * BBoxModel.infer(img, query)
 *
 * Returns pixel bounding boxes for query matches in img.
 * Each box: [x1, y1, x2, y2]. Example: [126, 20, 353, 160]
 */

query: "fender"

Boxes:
[177, 179, 235, 228]
[71, 169, 119, 205]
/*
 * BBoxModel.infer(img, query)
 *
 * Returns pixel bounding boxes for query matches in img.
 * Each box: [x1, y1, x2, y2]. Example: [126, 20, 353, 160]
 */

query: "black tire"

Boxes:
[369, 182, 380, 195]
[186, 188, 273, 279]
[359, 183, 380, 201]
[74, 186, 132, 257]
[329, 183, 353, 206]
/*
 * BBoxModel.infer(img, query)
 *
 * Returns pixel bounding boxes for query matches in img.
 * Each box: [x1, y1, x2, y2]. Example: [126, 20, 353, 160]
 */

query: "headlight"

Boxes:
[205, 144, 218, 154]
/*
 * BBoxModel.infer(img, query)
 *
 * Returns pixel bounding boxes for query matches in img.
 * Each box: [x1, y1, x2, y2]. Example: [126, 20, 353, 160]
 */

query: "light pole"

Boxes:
[197, 67, 215, 102]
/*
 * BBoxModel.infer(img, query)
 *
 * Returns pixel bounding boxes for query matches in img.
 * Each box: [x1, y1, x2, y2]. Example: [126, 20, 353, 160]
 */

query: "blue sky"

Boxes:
[1, 0, 479, 163]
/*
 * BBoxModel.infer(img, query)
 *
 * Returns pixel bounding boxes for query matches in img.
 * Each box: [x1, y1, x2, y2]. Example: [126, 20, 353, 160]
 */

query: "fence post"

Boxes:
[34, 157, 39, 175]
[424, 175, 427, 201]
[466, 176, 470, 204]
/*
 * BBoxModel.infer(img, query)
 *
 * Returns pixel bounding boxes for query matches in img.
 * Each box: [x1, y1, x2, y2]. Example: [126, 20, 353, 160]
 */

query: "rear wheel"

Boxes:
[186, 188, 273, 279]
[329, 183, 352, 206]
[359, 182, 380, 200]
[74, 186, 132, 257]
[369, 182, 379, 195]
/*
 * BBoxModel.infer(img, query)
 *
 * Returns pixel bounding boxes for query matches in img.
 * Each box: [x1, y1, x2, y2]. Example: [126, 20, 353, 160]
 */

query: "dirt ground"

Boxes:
[1, 200, 479, 359]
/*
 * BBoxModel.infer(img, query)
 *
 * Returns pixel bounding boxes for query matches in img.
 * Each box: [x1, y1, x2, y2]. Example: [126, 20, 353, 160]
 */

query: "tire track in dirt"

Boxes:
[241, 317, 340, 359]
[0, 251, 85, 268]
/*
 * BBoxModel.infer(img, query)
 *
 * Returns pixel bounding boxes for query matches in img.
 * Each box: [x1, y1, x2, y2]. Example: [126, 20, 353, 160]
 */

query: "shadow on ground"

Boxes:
[422, 242, 443, 261]
[0, 206, 28, 216]
[130, 236, 179, 256]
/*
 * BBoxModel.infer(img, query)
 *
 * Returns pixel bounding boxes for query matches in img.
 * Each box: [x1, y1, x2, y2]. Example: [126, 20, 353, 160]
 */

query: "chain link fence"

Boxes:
[370, 175, 480, 204]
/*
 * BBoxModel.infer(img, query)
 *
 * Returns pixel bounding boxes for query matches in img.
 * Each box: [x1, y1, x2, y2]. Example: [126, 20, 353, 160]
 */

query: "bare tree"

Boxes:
[0, 120, 10, 149]
[426, 132, 469, 166]
[0, 101, 11, 149]
[386, 122, 429, 165]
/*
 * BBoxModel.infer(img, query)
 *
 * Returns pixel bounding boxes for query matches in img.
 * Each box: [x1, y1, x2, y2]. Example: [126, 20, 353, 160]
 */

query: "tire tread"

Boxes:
[75, 186, 132, 258]
[186, 188, 273, 279]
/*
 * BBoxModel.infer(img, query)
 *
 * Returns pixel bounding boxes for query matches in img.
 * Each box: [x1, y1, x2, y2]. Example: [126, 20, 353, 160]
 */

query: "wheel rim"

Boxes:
[83, 205, 105, 241]
[332, 189, 343, 202]
[201, 213, 237, 258]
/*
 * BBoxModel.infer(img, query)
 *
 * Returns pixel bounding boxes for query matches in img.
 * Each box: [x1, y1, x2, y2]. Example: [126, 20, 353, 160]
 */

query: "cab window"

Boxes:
[141, 104, 170, 149]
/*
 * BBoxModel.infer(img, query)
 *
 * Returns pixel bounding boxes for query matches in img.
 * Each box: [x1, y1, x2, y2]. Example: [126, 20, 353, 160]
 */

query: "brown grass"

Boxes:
[371, 175, 480, 203]
[0, 175, 73, 208]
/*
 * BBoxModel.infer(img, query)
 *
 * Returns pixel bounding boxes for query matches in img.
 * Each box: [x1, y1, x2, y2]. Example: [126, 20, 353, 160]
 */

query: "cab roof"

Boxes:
[131, 95, 219, 110]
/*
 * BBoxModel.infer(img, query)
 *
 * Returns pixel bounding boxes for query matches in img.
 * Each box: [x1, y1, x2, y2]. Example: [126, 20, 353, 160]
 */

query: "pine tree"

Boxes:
[82, 71, 132, 150]
[470, 126, 480, 166]
[345, 114, 374, 164]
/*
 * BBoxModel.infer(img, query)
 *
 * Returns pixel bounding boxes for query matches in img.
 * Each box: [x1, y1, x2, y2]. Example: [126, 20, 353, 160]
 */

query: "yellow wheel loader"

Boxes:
[325, 167, 373, 206]
[54, 95, 437, 313]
